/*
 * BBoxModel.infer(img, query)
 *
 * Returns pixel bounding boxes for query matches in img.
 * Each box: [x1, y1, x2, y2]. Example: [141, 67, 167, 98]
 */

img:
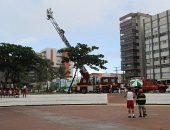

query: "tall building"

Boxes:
[40, 48, 73, 78]
[144, 10, 170, 83]
[120, 13, 150, 81]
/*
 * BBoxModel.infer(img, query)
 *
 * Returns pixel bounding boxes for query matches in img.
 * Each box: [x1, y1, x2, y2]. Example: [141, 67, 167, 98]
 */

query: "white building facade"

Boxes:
[144, 10, 170, 83]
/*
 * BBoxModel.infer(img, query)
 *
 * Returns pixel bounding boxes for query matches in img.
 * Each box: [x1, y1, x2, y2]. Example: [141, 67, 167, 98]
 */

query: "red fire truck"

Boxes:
[142, 79, 167, 93]
[131, 77, 167, 93]
[76, 73, 120, 93]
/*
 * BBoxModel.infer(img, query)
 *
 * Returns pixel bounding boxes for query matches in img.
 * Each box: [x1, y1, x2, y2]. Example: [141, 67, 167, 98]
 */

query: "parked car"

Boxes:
[165, 85, 170, 93]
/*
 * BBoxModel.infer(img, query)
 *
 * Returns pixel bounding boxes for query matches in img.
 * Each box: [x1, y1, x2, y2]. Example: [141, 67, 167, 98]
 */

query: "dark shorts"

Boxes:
[127, 100, 134, 109]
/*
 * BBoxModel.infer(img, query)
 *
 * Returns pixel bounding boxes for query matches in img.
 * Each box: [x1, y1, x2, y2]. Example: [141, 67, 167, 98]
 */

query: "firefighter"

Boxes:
[136, 89, 147, 117]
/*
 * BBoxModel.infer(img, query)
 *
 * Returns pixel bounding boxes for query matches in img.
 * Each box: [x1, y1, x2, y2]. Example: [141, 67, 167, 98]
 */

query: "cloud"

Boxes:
[1, 0, 170, 72]
[1, 0, 170, 38]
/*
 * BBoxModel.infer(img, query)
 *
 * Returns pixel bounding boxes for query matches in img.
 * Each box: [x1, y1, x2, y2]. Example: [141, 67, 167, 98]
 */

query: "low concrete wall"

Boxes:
[0, 94, 108, 106]
[1, 93, 169, 106]
[146, 93, 170, 105]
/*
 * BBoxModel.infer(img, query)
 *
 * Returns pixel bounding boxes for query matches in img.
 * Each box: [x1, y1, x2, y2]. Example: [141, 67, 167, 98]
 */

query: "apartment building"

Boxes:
[144, 10, 170, 83]
[120, 13, 151, 81]
[40, 48, 73, 78]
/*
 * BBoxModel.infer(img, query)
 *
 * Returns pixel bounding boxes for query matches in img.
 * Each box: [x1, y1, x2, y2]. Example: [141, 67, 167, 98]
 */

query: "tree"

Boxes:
[34, 57, 56, 91]
[0, 43, 39, 86]
[0, 42, 67, 91]
[58, 43, 107, 93]
[55, 65, 70, 91]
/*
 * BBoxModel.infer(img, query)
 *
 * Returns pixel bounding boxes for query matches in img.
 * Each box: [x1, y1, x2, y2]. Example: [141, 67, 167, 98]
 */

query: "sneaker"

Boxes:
[132, 115, 136, 118]
[143, 114, 147, 117]
[128, 115, 131, 118]
[139, 115, 142, 117]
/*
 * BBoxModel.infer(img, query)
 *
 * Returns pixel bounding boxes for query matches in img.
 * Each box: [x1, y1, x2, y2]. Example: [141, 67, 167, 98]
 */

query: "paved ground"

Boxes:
[0, 93, 170, 130]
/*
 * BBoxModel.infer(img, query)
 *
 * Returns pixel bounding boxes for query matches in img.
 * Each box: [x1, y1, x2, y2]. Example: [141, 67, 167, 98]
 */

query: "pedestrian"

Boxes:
[0, 87, 2, 98]
[22, 85, 27, 98]
[134, 86, 139, 96]
[0, 81, 2, 88]
[124, 87, 136, 118]
[136, 89, 147, 117]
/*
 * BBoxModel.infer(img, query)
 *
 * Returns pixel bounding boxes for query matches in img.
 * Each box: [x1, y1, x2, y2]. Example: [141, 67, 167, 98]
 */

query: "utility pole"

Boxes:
[114, 67, 119, 77]
[113, 66, 121, 83]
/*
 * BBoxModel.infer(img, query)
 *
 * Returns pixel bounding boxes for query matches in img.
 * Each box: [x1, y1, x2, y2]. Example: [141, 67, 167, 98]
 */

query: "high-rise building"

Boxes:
[40, 48, 73, 78]
[144, 10, 170, 83]
[120, 13, 150, 81]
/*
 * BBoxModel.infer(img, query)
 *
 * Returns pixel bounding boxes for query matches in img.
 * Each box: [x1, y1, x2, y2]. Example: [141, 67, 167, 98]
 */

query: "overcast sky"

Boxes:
[1, 0, 170, 73]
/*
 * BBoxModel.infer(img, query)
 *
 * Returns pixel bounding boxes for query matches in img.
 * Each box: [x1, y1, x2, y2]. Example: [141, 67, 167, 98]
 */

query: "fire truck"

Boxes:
[47, 9, 120, 93]
[142, 79, 167, 93]
[76, 73, 120, 93]
[131, 77, 167, 93]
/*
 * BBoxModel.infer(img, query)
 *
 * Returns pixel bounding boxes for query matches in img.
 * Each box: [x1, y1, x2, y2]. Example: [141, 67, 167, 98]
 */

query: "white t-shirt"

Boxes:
[127, 91, 134, 100]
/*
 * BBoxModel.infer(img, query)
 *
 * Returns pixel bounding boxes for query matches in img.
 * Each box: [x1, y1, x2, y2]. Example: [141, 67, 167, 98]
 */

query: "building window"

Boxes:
[145, 23, 151, 30]
[159, 17, 167, 25]
[160, 24, 168, 33]
[160, 48, 169, 52]
[152, 20, 158, 28]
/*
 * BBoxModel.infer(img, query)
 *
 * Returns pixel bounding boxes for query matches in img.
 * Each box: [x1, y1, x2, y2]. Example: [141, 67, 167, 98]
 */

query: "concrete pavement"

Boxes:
[0, 94, 170, 130]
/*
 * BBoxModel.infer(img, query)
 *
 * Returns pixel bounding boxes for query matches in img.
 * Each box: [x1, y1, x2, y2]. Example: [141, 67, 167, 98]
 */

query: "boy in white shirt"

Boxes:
[125, 88, 136, 118]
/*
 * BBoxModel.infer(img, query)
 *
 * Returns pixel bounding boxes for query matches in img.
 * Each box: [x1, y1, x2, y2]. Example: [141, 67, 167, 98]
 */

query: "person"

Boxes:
[22, 85, 27, 98]
[0, 81, 2, 88]
[124, 87, 136, 118]
[136, 89, 147, 117]
[0, 87, 2, 98]
[134, 86, 140, 97]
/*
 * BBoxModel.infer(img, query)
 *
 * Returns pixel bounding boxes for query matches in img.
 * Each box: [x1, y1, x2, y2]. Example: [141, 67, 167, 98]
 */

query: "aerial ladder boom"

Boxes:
[47, 8, 71, 48]
[46, 8, 89, 80]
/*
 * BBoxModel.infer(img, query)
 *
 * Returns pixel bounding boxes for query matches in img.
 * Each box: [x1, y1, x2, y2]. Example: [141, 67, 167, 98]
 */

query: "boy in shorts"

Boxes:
[125, 88, 135, 118]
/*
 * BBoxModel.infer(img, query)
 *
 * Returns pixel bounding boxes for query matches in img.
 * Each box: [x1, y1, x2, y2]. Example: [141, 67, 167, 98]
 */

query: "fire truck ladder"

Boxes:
[46, 8, 89, 80]
[47, 8, 71, 48]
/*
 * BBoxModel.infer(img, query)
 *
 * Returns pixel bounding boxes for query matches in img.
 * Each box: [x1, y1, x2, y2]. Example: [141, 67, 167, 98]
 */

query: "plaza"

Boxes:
[0, 93, 170, 130]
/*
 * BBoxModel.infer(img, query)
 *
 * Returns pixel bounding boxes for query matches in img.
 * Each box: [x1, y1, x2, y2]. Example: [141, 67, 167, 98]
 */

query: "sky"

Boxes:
[1, 0, 170, 74]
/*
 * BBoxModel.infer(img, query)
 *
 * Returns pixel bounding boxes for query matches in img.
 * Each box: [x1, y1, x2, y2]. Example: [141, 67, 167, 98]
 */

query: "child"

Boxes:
[125, 88, 136, 118]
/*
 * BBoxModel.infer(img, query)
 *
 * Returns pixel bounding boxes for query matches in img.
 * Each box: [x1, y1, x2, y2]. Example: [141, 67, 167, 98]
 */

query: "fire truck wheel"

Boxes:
[159, 88, 166, 93]
[81, 88, 87, 94]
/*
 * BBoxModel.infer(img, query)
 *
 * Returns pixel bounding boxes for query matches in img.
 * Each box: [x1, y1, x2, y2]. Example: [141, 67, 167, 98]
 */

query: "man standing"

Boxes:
[125, 88, 136, 118]
[22, 85, 27, 98]
[136, 89, 147, 117]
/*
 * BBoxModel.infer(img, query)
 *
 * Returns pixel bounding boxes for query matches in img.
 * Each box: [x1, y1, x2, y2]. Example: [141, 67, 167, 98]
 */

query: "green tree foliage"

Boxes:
[34, 58, 69, 92]
[0, 43, 39, 85]
[34, 57, 56, 91]
[56, 65, 69, 79]
[0, 42, 69, 91]
[58, 43, 107, 92]
[55, 65, 70, 91]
